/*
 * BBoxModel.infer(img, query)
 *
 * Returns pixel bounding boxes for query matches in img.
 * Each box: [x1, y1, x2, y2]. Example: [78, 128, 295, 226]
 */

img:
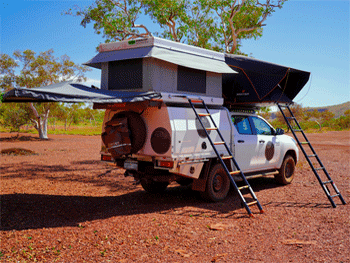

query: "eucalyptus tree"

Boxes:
[67, 0, 286, 53]
[0, 49, 90, 139]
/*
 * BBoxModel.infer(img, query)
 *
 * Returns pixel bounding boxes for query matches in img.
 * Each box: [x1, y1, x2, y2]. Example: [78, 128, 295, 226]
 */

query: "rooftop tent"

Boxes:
[223, 54, 311, 106]
[85, 37, 236, 98]
[2, 81, 161, 103]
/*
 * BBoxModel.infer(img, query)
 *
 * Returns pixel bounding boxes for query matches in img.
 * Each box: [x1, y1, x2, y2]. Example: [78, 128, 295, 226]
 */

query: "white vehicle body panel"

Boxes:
[168, 106, 231, 160]
[102, 102, 299, 179]
[233, 130, 260, 172]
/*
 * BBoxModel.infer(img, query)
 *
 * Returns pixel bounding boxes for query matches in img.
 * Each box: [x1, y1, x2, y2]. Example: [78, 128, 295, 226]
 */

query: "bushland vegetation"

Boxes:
[0, 102, 105, 136]
[1, 102, 349, 137]
[263, 104, 350, 133]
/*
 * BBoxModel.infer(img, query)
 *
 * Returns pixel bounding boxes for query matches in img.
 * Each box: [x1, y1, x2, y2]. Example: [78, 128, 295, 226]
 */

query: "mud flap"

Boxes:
[192, 159, 212, 192]
[102, 117, 132, 158]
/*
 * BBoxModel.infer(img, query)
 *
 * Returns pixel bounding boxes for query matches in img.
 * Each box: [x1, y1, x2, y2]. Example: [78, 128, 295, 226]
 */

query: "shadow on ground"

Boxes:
[1, 160, 317, 231]
[0, 135, 48, 142]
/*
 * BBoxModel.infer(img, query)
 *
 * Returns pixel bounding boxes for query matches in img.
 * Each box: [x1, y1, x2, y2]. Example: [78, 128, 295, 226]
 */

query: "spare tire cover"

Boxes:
[102, 117, 132, 157]
[109, 111, 147, 154]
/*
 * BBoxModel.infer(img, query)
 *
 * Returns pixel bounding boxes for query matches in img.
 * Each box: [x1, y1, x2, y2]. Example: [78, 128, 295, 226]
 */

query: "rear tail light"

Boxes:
[158, 161, 174, 168]
[101, 154, 113, 162]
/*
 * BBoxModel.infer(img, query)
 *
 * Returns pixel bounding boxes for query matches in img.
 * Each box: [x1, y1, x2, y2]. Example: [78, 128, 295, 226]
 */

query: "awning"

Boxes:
[223, 54, 311, 105]
[85, 46, 236, 74]
[2, 81, 161, 103]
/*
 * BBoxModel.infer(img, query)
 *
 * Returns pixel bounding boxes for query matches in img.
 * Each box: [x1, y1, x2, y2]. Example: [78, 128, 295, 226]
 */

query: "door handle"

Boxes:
[259, 140, 265, 144]
[238, 140, 245, 143]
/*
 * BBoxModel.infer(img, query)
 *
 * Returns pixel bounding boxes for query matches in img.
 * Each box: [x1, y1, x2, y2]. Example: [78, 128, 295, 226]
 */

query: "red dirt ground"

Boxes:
[0, 131, 349, 262]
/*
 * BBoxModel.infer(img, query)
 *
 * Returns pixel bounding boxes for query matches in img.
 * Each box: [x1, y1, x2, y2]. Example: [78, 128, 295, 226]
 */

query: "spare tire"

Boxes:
[105, 111, 147, 154]
[102, 116, 132, 157]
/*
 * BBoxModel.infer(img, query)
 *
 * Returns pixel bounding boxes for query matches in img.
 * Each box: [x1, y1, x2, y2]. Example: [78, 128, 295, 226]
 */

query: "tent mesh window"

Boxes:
[108, 59, 143, 90]
[177, 66, 206, 94]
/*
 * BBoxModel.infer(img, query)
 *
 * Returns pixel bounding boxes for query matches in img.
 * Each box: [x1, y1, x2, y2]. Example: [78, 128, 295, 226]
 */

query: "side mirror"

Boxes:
[275, 128, 285, 135]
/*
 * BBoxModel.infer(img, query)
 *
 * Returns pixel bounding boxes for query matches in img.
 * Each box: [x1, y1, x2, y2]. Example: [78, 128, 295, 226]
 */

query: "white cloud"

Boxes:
[81, 78, 101, 88]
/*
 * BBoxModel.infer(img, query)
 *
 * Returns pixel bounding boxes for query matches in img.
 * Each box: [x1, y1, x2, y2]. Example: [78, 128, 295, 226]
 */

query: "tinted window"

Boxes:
[177, 66, 206, 93]
[251, 117, 273, 135]
[232, 115, 253, 135]
[108, 59, 143, 90]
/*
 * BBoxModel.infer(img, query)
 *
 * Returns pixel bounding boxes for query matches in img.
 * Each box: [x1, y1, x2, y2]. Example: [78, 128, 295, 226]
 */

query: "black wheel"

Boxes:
[200, 163, 230, 202]
[275, 155, 295, 185]
[140, 179, 169, 194]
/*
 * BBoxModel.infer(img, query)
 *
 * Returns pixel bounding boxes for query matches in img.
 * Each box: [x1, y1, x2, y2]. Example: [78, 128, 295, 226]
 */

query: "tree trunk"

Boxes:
[42, 111, 49, 138]
[29, 103, 49, 140]
[230, 35, 238, 54]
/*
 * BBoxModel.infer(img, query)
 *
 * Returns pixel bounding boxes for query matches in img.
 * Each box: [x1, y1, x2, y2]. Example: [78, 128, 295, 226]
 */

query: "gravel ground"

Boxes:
[0, 131, 349, 262]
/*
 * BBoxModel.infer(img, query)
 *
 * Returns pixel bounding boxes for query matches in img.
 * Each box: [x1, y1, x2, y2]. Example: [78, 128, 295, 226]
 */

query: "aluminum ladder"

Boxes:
[188, 98, 264, 216]
[277, 103, 346, 207]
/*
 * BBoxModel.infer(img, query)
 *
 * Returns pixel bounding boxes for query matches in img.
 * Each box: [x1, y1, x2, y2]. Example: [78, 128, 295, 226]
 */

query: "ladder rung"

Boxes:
[300, 142, 310, 145]
[286, 117, 296, 119]
[246, 201, 258, 206]
[214, 142, 225, 145]
[292, 129, 303, 132]
[307, 154, 317, 157]
[330, 194, 340, 198]
[206, 127, 218, 130]
[230, 170, 241, 175]
[221, 156, 233, 160]
[322, 180, 333, 185]
[238, 185, 249, 190]
[198, 113, 210, 117]
[315, 167, 325, 171]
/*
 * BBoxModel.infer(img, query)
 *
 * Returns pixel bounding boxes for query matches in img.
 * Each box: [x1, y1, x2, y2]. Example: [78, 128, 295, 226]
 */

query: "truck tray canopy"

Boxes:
[2, 81, 161, 103]
[223, 54, 310, 106]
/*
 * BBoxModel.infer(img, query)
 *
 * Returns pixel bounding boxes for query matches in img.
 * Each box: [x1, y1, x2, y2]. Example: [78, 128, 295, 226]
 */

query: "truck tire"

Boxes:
[275, 154, 295, 185]
[200, 163, 230, 202]
[140, 179, 169, 194]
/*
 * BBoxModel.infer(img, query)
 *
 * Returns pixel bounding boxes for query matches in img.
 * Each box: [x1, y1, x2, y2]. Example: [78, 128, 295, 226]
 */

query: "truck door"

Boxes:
[250, 116, 280, 170]
[231, 115, 260, 172]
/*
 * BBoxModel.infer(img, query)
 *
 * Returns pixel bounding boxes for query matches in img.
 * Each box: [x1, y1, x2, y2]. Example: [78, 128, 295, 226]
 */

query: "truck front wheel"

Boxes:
[200, 163, 230, 202]
[275, 155, 295, 185]
[140, 179, 169, 194]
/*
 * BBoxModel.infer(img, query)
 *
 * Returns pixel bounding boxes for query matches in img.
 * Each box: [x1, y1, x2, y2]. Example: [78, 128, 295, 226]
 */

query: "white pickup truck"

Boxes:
[101, 94, 299, 202]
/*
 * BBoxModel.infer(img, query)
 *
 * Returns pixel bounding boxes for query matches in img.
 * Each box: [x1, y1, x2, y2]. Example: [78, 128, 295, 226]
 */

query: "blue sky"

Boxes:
[1, 0, 349, 108]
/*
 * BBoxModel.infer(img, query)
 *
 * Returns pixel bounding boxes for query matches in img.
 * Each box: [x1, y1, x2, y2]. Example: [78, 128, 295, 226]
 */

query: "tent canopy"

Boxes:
[2, 82, 161, 103]
[223, 54, 310, 105]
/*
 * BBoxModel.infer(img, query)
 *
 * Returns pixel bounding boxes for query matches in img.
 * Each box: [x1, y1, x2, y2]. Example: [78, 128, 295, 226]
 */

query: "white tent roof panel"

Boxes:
[85, 37, 236, 74]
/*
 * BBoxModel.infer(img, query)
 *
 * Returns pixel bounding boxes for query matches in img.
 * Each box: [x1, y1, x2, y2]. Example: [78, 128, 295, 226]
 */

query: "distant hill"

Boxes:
[306, 101, 350, 118]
